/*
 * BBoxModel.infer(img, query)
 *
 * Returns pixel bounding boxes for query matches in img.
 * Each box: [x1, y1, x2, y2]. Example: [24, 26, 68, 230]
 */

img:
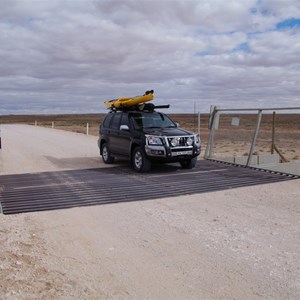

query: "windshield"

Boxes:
[130, 112, 177, 130]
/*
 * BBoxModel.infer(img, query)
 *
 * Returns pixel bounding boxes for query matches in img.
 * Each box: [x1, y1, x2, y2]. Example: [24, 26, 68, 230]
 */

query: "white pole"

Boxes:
[52, 121, 54, 129]
[198, 112, 200, 136]
[86, 123, 89, 135]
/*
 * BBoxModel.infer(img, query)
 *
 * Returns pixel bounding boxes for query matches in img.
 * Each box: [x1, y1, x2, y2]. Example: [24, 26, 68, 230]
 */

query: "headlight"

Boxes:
[170, 137, 180, 147]
[147, 135, 163, 145]
[186, 137, 193, 146]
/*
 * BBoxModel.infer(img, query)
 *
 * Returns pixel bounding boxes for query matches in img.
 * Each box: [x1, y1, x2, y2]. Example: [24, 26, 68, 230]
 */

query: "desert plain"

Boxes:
[1, 112, 299, 161]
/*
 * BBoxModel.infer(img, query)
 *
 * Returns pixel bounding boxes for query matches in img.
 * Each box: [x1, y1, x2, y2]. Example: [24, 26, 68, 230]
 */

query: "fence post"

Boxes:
[52, 121, 54, 129]
[86, 123, 89, 135]
[247, 110, 262, 166]
[35, 120, 37, 126]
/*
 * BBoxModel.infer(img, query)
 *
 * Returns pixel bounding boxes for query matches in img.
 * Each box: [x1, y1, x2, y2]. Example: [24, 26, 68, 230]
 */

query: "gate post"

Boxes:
[247, 110, 262, 166]
[205, 106, 219, 159]
[271, 111, 275, 154]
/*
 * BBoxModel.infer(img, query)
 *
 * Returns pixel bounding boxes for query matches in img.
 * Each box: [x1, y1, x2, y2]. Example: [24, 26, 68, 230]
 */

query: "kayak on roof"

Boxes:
[104, 90, 154, 109]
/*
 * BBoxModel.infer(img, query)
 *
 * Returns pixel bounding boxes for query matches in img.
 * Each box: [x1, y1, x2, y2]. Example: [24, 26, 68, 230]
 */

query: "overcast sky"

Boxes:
[1, 0, 300, 115]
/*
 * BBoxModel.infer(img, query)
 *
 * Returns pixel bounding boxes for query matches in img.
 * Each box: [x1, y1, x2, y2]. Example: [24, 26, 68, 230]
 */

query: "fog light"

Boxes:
[151, 150, 164, 155]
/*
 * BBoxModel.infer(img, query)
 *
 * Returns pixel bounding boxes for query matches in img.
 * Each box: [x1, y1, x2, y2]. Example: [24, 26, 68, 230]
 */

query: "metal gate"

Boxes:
[205, 106, 300, 176]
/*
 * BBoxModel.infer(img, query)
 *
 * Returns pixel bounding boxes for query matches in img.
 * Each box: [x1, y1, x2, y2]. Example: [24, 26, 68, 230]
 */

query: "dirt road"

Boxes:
[0, 125, 299, 299]
[0, 124, 102, 175]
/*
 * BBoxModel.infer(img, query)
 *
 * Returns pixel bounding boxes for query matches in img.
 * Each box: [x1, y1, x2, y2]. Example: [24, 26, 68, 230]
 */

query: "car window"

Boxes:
[110, 113, 122, 130]
[130, 112, 176, 129]
[103, 114, 113, 128]
[121, 113, 130, 127]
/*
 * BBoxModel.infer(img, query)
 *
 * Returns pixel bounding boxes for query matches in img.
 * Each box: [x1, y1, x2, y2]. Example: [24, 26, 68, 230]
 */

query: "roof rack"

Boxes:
[109, 103, 170, 112]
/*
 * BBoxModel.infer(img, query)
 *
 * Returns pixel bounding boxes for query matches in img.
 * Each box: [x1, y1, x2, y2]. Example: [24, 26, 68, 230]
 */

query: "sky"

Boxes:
[0, 0, 300, 115]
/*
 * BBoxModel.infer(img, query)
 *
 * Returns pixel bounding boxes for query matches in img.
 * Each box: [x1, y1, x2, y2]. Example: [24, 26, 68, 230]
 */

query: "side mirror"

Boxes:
[175, 122, 180, 127]
[120, 125, 129, 131]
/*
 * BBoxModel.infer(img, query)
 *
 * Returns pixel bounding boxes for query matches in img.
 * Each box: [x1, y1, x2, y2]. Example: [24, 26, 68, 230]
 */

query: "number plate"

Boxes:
[172, 151, 193, 156]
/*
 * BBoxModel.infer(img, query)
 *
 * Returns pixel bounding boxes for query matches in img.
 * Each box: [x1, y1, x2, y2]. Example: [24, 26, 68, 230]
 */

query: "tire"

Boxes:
[132, 147, 151, 172]
[180, 157, 197, 169]
[102, 143, 115, 164]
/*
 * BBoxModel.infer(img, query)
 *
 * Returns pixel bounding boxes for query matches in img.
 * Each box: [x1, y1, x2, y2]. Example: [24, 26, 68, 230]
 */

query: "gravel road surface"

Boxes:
[0, 124, 102, 175]
[0, 124, 299, 299]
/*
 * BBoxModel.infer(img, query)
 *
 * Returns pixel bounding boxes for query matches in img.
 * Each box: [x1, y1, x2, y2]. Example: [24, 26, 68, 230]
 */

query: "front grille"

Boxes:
[167, 136, 193, 147]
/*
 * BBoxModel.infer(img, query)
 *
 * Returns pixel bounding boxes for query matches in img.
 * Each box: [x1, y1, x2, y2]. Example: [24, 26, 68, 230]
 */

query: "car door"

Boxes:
[116, 113, 132, 157]
[108, 113, 122, 154]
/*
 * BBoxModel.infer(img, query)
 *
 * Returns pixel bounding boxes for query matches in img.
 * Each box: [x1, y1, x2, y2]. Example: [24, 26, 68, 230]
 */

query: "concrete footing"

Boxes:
[212, 154, 300, 176]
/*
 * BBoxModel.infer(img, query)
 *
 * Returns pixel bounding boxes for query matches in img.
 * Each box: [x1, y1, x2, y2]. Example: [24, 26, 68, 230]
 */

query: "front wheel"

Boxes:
[132, 147, 151, 172]
[102, 143, 115, 164]
[180, 157, 197, 169]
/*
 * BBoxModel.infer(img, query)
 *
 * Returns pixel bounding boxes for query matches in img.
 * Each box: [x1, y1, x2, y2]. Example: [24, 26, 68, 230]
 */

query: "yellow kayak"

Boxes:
[104, 90, 154, 109]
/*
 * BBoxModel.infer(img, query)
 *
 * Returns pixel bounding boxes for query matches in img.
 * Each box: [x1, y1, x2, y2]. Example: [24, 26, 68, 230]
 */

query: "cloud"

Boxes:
[0, 0, 300, 115]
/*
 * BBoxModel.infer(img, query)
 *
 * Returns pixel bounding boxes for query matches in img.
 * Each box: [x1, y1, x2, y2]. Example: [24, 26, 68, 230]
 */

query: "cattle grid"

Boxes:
[0, 160, 298, 215]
